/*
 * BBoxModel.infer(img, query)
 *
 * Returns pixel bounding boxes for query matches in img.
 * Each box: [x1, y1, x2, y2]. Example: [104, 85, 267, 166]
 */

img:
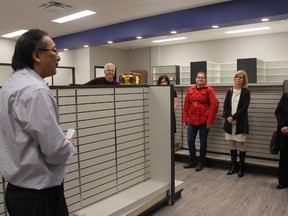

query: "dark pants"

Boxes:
[278, 136, 288, 185]
[187, 124, 209, 164]
[5, 183, 69, 216]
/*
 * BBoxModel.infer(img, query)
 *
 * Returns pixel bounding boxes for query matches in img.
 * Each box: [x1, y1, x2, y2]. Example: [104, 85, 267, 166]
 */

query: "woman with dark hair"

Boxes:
[223, 70, 250, 178]
[182, 71, 218, 171]
[157, 75, 178, 133]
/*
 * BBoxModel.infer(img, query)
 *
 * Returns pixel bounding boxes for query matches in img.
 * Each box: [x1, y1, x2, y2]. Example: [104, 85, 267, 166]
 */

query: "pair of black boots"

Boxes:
[226, 150, 246, 178]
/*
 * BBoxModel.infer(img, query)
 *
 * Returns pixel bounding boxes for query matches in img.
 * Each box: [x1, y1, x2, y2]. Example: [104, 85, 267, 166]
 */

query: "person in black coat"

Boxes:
[275, 92, 288, 189]
[157, 74, 178, 134]
[223, 70, 250, 178]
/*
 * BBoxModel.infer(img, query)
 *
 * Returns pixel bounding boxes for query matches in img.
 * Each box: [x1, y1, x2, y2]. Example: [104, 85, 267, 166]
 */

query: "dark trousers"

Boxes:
[278, 137, 288, 185]
[5, 183, 69, 216]
[187, 124, 209, 164]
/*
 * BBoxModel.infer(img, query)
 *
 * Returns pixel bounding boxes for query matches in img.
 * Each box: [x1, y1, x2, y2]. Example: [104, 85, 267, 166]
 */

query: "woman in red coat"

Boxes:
[182, 72, 218, 171]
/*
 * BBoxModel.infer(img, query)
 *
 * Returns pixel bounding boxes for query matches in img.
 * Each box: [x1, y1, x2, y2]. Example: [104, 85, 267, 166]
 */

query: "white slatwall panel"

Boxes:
[0, 85, 162, 216]
[56, 87, 150, 215]
[56, 88, 81, 213]
[175, 85, 282, 165]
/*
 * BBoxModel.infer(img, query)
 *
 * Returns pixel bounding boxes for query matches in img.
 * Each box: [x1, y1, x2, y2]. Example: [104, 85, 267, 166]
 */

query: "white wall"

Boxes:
[0, 38, 15, 63]
[59, 46, 151, 84]
[150, 32, 288, 67]
[59, 48, 90, 84]
[0, 39, 15, 85]
[2, 32, 288, 85]
[128, 47, 151, 71]
[90, 46, 129, 80]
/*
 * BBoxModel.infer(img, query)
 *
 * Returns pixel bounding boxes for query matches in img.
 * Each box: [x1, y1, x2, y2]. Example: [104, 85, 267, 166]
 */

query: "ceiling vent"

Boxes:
[38, 1, 73, 12]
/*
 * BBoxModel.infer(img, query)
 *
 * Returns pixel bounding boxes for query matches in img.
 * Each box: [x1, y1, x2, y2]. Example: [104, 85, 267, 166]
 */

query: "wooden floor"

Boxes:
[150, 161, 288, 216]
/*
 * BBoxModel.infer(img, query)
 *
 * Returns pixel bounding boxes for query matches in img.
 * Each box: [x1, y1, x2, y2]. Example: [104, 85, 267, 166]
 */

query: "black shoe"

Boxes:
[183, 163, 196, 169]
[226, 167, 237, 175]
[238, 171, 244, 178]
[195, 164, 203, 171]
[276, 184, 288, 190]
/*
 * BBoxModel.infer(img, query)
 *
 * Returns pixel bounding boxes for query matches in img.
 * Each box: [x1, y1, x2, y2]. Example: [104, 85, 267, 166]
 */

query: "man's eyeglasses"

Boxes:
[37, 48, 59, 54]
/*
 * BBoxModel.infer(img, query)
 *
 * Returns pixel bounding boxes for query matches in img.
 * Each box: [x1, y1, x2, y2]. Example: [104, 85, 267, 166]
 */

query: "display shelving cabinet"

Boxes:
[237, 58, 257, 83]
[181, 59, 288, 85]
[263, 59, 288, 84]
[190, 61, 237, 84]
[152, 65, 180, 85]
[190, 61, 206, 84]
[180, 65, 190, 84]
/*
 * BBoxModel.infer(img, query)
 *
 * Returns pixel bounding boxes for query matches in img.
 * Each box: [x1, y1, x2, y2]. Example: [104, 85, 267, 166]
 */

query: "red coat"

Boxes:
[182, 84, 218, 126]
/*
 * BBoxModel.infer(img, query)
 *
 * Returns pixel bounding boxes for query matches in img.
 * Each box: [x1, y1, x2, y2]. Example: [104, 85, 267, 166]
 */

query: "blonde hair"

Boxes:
[234, 70, 248, 88]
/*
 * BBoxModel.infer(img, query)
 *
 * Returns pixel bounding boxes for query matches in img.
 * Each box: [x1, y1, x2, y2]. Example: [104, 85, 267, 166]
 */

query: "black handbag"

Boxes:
[270, 131, 281, 154]
[220, 110, 227, 118]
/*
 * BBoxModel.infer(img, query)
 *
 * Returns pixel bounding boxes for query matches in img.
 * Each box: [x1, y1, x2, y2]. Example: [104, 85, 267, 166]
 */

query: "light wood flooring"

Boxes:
[151, 161, 288, 216]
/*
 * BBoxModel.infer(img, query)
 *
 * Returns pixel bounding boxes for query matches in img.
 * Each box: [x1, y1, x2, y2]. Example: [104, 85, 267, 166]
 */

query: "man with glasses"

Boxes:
[0, 29, 75, 216]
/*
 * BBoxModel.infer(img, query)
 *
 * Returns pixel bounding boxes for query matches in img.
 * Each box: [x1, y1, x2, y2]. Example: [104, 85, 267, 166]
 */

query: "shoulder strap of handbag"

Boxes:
[205, 87, 219, 108]
[205, 87, 210, 105]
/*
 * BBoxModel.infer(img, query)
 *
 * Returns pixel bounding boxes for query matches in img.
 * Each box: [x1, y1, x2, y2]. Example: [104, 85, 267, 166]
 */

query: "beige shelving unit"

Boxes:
[152, 65, 180, 85]
[177, 59, 288, 85]
[218, 62, 237, 84]
[180, 65, 190, 84]
[181, 61, 237, 85]
[257, 59, 265, 83]
[264, 59, 288, 84]
[207, 61, 220, 83]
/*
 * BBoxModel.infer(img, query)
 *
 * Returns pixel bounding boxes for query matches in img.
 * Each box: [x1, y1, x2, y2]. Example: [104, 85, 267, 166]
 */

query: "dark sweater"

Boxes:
[83, 77, 119, 85]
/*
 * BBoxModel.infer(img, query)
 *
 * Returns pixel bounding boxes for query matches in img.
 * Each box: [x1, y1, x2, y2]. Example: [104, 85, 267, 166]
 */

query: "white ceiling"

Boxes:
[1, 0, 288, 50]
[0, 0, 229, 38]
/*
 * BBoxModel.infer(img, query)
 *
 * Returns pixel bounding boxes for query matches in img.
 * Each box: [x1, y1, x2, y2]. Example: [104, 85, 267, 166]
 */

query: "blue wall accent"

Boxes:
[53, 0, 288, 49]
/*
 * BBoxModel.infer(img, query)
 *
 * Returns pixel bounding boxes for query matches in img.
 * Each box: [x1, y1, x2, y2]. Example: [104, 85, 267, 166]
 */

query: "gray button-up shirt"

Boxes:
[0, 68, 74, 189]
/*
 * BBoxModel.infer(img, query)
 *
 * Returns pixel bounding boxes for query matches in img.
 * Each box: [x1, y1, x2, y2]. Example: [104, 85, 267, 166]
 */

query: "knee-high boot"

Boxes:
[226, 150, 237, 175]
[238, 151, 246, 178]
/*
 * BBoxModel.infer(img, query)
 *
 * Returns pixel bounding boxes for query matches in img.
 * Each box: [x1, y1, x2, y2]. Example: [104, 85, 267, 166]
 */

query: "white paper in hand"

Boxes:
[66, 129, 75, 139]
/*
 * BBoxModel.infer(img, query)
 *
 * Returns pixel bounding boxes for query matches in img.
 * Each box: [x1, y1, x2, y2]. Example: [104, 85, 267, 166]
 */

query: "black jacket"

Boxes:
[223, 88, 250, 135]
[275, 92, 288, 131]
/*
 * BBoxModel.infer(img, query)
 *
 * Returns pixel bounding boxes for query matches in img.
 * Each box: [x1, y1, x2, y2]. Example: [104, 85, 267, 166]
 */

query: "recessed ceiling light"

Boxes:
[212, 25, 219, 28]
[1, 29, 28, 38]
[52, 10, 96, 23]
[171, 30, 177, 34]
[108, 41, 113, 44]
[63, 48, 68, 51]
[136, 36, 142, 39]
[225, 26, 271, 34]
[83, 45, 89, 48]
[261, 18, 270, 22]
[152, 37, 186, 43]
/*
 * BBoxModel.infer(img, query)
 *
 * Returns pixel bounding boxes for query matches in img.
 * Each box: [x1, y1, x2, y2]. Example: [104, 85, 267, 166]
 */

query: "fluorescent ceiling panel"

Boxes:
[1, 29, 28, 38]
[52, 10, 96, 23]
[152, 37, 187, 43]
[225, 26, 271, 34]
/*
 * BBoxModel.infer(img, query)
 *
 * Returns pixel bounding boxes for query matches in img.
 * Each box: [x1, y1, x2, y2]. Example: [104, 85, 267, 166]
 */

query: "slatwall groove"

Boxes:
[175, 85, 282, 164]
[56, 87, 152, 214]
